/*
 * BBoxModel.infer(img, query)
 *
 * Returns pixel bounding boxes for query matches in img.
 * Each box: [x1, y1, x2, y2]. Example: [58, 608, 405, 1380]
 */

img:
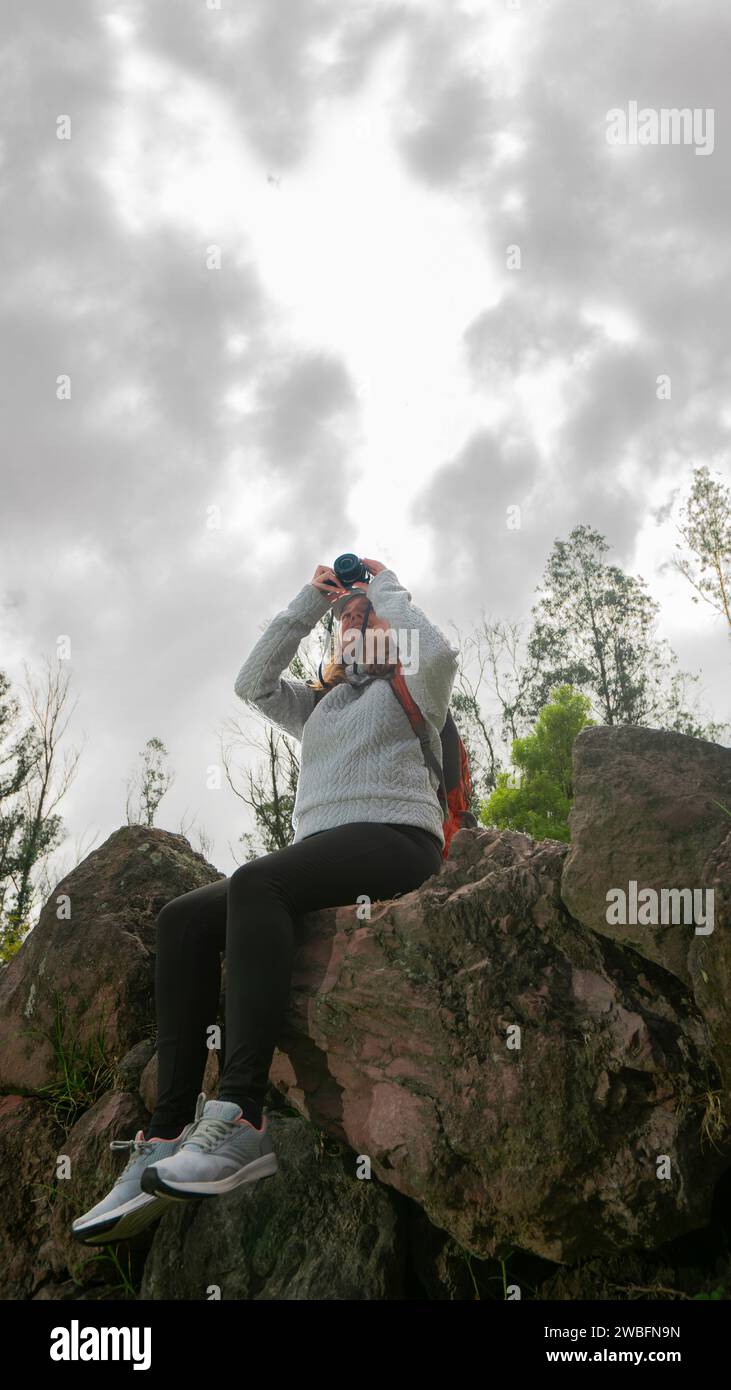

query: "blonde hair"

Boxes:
[308, 656, 349, 692]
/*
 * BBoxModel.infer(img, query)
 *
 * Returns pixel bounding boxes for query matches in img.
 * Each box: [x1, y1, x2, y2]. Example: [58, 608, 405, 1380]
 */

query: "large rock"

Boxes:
[561, 726, 731, 1111]
[0, 825, 223, 1093]
[689, 830, 731, 1109]
[2, 814, 729, 1298]
[0, 1096, 68, 1300]
[140, 1111, 408, 1300]
[269, 826, 728, 1262]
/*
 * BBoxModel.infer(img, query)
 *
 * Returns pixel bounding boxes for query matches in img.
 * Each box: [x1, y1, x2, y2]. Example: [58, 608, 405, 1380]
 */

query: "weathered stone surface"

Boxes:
[2, 809, 729, 1299]
[0, 825, 223, 1093]
[271, 827, 727, 1261]
[140, 1111, 407, 1300]
[0, 1096, 68, 1300]
[561, 725, 731, 985]
[0, 1090, 155, 1301]
[688, 831, 731, 1114]
[562, 726, 731, 1112]
[49, 1090, 150, 1294]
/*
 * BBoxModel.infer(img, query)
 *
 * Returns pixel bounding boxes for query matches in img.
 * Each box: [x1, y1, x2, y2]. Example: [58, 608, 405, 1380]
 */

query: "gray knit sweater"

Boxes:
[233, 568, 460, 848]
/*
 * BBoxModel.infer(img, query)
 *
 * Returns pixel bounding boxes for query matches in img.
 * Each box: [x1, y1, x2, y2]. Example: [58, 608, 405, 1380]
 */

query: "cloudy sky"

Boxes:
[2, 0, 729, 882]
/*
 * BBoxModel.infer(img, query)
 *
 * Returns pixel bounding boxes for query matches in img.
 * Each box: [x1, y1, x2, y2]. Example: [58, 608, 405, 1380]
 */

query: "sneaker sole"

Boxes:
[141, 1151, 279, 1199]
[71, 1191, 170, 1245]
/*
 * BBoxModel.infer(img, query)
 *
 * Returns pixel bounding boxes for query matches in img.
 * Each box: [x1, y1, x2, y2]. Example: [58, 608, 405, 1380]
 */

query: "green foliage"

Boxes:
[0, 667, 66, 954]
[19, 987, 122, 1132]
[125, 737, 174, 827]
[481, 686, 594, 842]
[0, 909, 30, 965]
[73, 1246, 138, 1300]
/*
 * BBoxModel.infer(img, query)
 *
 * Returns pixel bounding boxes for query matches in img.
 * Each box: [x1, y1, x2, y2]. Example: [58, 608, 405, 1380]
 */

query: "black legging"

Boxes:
[146, 821, 443, 1135]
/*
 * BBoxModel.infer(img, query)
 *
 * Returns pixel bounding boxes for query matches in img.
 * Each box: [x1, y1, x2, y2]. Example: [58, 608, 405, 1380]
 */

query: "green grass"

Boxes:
[17, 985, 127, 1133]
[68, 1245, 138, 1300]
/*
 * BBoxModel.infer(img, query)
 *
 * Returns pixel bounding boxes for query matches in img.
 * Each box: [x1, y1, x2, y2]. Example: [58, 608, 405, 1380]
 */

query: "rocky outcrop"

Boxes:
[139, 1111, 409, 1300]
[0, 825, 224, 1094]
[562, 726, 731, 1112]
[270, 825, 726, 1263]
[0, 727, 729, 1300]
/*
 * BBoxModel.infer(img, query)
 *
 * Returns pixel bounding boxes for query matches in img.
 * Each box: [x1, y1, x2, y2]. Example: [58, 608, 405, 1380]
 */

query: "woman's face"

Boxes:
[338, 593, 390, 646]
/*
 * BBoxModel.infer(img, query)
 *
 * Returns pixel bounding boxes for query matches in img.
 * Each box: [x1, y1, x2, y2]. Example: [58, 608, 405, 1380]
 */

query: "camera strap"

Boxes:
[349, 598, 373, 675]
[386, 671, 448, 812]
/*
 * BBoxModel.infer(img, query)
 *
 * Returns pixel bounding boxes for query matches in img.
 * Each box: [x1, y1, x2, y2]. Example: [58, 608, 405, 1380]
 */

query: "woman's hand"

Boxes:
[361, 557, 387, 576]
[341, 557, 389, 596]
[340, 557, 388, 596]
[309, 564, 349, 603]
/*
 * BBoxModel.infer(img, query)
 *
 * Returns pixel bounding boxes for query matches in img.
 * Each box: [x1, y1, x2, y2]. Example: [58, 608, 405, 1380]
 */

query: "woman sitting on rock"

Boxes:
[72, 557, 458, 1244]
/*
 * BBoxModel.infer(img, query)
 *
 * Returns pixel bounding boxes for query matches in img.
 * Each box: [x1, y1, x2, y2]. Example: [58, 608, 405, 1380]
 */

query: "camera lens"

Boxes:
[333, 553, 368, 587]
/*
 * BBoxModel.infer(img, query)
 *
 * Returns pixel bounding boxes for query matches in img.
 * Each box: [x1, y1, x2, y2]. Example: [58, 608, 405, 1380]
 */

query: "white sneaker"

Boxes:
[71, 1120, 196, 1245]
[140, 1093, 278, 1200]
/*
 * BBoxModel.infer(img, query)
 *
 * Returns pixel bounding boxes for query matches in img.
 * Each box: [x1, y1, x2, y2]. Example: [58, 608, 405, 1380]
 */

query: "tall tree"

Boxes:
[125, 737, 174, 827]
[0, 670, 40, 958]
[672, 464, 731, 637]
[518, 524, 721, 738]
[0, 658, 81, 959]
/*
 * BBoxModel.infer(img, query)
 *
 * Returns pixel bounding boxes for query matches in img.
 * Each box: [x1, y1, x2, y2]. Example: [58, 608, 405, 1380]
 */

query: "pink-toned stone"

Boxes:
[270, 828, 727, 1260]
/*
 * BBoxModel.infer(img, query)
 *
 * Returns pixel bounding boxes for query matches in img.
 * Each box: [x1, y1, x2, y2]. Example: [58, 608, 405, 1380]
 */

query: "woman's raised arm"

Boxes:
[363, 560, 460, 733]
[233, 566, 347, 740]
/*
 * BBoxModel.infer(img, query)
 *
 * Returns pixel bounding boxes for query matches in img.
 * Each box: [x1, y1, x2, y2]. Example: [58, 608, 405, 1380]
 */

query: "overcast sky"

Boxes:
[1, 0, 729, 882]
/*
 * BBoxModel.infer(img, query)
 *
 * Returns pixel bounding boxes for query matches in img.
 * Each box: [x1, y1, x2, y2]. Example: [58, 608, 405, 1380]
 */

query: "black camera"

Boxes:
[330, 553, 370, 588]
